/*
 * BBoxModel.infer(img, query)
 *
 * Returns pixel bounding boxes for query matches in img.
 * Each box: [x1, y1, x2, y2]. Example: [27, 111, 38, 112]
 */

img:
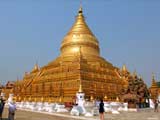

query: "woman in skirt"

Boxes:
[99, 99, 105, 120]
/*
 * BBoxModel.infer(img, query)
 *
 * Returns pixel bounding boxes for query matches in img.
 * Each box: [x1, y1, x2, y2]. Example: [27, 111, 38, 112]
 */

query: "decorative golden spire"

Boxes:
[151, 73, 158, 88]
[31, 63, 39, 73]
[67, 5, 93, 36]
[139, 75, 143, 80]
[29, 96, 32, 101]
[34, 63, 39, 70]
[78, 4, 83, 14]
[34, 97, 37, 102]
[152, 72, 155, 81]
[24, 97, 26, 101]
[104, 95, 108, 100]
[90, 95, 94, 101]
[133, 70, 137, 77]
[48, 97, 52, 103]
[59, 96, 62, 103]
[41, 97, 44, 102]
[18, 96, 21, 101]
[116, 96, 119, 102]
[78, 81, 83, 93]
[60, 5, 100, 57]
[122, 64, 127, 72]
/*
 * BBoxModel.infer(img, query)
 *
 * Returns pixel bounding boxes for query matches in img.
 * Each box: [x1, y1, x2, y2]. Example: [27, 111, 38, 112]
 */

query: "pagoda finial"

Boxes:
[122, 64, 127, 72]
[139, 75, 143, 80]
[32, 62, 39, 72]
[104, 95, 108, 100]
[116, 96, 119, 102]
[59, 96, 62, 103]
[152, 72, 155, 81]
[151, 72, 158, 88]
[151, 73, 156, 84]
[133, 70, 137, 77]
[90, 95, 94, 101]
[78, 81, 83, 93]
[78, 1, 83, 14]
[60, 3, 98, 56]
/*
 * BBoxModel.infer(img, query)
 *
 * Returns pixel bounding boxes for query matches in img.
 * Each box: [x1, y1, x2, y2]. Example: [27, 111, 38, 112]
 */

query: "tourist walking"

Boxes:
[8, 100, 16, 120]
[0, 96, 5, 120]
[99, 99, 105, 120]
[154, 99, 159, 112]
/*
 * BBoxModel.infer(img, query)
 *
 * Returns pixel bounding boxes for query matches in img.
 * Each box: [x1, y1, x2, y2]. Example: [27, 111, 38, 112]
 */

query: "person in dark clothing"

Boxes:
[154, 99, 159, 112]
[99, 99, 105, 120]
[0, 96, 5, 120]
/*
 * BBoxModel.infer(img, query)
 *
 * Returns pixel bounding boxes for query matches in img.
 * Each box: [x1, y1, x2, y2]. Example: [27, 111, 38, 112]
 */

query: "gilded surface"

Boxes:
[5, 6, 131, 102]
[149, 73, 160, 99]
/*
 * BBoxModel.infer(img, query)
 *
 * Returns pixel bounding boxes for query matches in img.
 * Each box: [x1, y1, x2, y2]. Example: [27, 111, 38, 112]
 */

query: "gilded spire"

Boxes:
[78, 4, 83, 14]
[31, 63, 39, 73]
[152, 72, 155, 81]
[60, 6, 100, 57]
[67, 5, 93, 35]
[59, 96, 62, 103]
[151, 73, 158, 88]
[34, 64, 39, 70]
[116, 96, 119, 102]
[139, 75, 143, 80]
[78, 81, 83, 93]
[90, 95, 94, 101]
[133, 70, 137, 78]
[104, 95, 108, 100]
[41, 96, 44, 102]
[122, 64, 127, 72]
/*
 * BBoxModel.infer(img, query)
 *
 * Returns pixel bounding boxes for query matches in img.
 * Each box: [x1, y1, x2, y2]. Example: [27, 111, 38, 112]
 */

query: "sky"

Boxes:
[0, 0, 160, 86]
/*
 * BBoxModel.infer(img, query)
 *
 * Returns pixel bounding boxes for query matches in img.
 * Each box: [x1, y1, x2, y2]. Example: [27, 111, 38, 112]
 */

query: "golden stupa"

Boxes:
[12, 6, 127, 102]
[149, 73, 159, 99]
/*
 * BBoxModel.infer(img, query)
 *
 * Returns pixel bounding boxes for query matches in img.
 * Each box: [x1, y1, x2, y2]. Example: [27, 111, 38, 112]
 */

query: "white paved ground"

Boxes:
[2, 108, 160, 120]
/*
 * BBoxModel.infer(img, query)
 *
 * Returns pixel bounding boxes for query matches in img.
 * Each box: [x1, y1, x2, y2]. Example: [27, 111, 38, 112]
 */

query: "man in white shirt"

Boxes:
[8, 100, 16, 120]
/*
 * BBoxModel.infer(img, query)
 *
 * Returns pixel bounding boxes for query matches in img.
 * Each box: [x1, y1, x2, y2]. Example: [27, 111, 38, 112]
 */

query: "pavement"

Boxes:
[2, 108, 160, 120]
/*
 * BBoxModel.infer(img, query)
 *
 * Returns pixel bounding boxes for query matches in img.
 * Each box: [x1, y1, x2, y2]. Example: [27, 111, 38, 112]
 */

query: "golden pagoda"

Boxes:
[149, 73, 159, 99]
[11, 6, 128, 102]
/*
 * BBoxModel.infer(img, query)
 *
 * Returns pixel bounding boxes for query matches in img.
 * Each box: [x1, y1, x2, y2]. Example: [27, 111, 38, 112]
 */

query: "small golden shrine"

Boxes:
[149, 73, 160, 99]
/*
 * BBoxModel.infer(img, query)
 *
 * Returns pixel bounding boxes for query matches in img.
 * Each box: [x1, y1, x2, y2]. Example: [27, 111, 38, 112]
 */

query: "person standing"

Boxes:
[8, 100, 16, 120]
[154, 99, 158, 112]
[0, 96, 5, 120]
[99, 99, 105, 120]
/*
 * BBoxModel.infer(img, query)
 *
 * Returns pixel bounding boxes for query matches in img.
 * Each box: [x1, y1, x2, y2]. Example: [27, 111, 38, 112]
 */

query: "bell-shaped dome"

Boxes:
[60, 6, 100, 57]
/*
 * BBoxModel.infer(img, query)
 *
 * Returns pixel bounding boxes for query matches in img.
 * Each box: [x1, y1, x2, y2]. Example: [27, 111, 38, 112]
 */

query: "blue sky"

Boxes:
[0, 0, 160, 86]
